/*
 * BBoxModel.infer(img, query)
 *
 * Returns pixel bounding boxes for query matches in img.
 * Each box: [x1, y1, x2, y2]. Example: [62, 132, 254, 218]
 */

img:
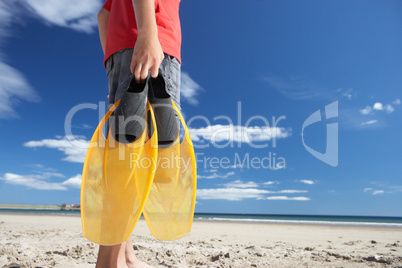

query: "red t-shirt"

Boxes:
[102, 0, 181, 65]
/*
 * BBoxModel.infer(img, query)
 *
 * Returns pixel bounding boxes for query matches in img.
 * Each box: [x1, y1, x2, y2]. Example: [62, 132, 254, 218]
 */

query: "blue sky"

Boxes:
[0, 0, 401, 217]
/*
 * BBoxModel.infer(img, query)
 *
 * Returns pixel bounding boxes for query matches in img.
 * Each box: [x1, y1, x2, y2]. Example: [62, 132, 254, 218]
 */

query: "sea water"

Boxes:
[1, 208, 402, 228]
[194, 213, 402, 227]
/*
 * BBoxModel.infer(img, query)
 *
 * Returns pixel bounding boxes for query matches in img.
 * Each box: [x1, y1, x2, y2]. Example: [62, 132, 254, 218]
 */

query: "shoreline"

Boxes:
[1, 210, 402, 229]
[195, 218, 402, 228]
[1, 213, 401, 234]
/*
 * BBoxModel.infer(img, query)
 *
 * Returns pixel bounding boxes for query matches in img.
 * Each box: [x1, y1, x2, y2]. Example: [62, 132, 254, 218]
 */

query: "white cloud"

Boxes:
[270, 162, 286, 170]
[385, 104, 394, 114]
[276, 190, 308, 194]
[337, 88, 355, 100]
[342, 92, 352, 100]
[223, 180, 259, 188]
[299, 180, 315, 185]
[0, 172, 81, 190]
[0, 60, 39, 119]
[61, 174, 82, 188]
[373, 102, 383, 111]
[265, 196, 310, 201]
[189, 124, 291, 144]
[24, 0, 102, 33]
[196, 188, 272, 201]
[34, 172, 65, 179]
[387, 185, 402, 193]
[359, 106, 372, 115]
[361, 120, 378, 126]
[338, 107, 382, 130]
[73, 123, 92, 130]
[197, 179, 310, 201]
[360, 100, 398, 118]
[365, 183, 402, 195]
[263, 181, 279, 186]
[24, 136, 89, 163]
[0, 2, 16, 39]
[0, 173, 66, 190]
[0, 2, 40, 119]
[230, 164, 243, 169]
[1, 1, 102, 36]
[0, 0, 106, 119]
[343, 93, 352, 100]
[180, 72, 202, 105]
[263, 75, 324, 100]
[198, 171, 235, 179]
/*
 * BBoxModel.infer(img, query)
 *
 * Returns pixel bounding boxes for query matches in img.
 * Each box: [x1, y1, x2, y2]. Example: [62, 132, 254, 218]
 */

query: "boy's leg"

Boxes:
[159, 53, 181, 111]
[100, 50, 180, 268]
[159, 53, 181, 134]
[125, 238, 136, 265]
[100, 49, 154, 268]
[95, 238, 154, 268]
[125, 237, 153, 268]
[96, 242, 127, 268]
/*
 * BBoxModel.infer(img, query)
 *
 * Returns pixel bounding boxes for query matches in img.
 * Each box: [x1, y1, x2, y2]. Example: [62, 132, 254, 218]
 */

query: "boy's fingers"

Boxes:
[133, 56, 163, 83]
[130, 58, 137, 75]
[150, 65, 159, 78]
[140, 64, 149, 83]
[134, 64, 142, 83]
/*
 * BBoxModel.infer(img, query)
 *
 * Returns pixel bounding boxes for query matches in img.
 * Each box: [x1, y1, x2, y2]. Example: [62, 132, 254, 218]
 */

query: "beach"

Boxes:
[0, 214, 401, 267]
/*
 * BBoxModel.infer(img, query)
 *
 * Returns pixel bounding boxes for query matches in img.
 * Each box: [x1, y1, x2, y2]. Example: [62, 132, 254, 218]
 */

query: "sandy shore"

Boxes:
[0, 214, 401, 267]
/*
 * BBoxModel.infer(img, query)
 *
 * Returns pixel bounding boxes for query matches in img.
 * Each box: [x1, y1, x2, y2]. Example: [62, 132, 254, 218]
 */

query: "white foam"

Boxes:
[195, 217, 402, 227]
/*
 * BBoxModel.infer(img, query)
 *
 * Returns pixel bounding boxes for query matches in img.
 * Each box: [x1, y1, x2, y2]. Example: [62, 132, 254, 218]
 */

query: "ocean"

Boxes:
[1, 208, 402, 228]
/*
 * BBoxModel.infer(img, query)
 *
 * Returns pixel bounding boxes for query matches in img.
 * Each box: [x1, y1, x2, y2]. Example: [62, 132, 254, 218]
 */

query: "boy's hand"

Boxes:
[131, 35, 164, 83]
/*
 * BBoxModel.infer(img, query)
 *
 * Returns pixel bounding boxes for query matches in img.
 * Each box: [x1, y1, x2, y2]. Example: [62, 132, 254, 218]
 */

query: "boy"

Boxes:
[96, 0, 182, 267]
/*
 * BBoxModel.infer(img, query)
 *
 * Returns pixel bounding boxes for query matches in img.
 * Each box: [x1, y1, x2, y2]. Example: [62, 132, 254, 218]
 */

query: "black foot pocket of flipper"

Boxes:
[148, 72, 179, 148]
[111, 76, 149, 144]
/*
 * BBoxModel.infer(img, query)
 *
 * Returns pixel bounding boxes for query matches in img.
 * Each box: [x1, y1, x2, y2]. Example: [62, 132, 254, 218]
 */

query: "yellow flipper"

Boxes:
[143, 102, 197, 241]
[81, 101, 157, 245]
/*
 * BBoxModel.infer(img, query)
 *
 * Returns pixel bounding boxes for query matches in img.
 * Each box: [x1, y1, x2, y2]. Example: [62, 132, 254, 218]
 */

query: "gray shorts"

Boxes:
[105, 48, 181, 111]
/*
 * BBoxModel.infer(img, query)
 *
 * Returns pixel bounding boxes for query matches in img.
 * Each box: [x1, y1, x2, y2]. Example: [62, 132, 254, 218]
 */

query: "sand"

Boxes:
[0, 214, 401, 267]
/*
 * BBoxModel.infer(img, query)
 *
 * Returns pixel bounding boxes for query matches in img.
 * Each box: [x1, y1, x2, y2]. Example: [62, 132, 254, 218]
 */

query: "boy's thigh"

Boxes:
[106, 48, 134, 106]
[159, 53, 181, 111]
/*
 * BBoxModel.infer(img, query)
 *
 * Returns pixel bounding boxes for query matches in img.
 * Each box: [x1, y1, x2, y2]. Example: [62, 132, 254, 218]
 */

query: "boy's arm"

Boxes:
[131, 0, 164, 83]
[97, 8, 110, 55]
